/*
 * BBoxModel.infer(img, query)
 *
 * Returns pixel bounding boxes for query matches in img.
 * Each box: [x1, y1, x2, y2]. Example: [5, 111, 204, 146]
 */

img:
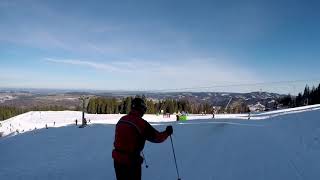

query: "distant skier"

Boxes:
[112, 97, 173, 180]
[75, 119, 78, 126]
[53, 121, 55, 126]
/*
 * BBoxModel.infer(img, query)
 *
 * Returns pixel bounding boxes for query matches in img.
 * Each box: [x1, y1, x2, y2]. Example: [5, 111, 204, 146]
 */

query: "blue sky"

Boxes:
[1, 0, 320, 93]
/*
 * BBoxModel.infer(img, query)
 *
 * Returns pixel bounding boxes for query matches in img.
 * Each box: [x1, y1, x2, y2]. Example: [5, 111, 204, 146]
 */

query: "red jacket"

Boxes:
[112, 110, 169, 165]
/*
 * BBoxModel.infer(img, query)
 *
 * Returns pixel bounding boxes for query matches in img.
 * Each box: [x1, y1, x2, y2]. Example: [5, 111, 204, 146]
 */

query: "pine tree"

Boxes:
[296, 93, 303, 107]
[317, 84, 320, 104]
[303, 85, 310, 105]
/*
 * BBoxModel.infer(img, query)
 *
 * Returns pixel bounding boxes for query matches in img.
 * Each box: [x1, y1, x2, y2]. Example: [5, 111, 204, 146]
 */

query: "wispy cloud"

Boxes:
[111, 59, 162, 70]
[44, 57, 260, 91]
[86, 43, 123, 54]
[45, 58, 165, 73]
[45, 58, 132, 73]
[0, 0, 193, 56]
[91, 25, 122, 33]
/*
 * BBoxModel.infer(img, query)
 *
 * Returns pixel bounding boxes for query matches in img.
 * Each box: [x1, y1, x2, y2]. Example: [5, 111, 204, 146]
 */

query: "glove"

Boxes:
[166, 125, 173, 135]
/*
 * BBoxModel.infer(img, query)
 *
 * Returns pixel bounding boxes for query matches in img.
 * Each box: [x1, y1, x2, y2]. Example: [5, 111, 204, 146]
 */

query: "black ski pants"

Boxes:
[114, 161, 141, 180]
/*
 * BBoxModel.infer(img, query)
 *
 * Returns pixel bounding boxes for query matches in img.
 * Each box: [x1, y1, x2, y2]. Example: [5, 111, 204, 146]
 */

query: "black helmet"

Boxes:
[131, 97, 147, 113]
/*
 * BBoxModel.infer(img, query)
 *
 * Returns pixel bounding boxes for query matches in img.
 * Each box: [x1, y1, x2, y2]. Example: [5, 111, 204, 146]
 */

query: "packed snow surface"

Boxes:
[1, 105, 320, 180]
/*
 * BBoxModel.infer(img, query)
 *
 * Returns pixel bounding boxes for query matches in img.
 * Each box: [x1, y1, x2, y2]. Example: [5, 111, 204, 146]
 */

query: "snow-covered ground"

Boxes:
[1, 104, 320, 138]
[0, 94, 16, 103]
[1, 105, 320, 179]
[0, 112, 178, 137]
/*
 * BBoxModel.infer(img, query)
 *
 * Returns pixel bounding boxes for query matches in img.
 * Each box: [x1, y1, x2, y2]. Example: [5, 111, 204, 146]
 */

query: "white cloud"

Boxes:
[91, 25, 122, 33]
[137, 58, 260, 91]
[44, 57, 260, 92]
[45, 58, 132, 73]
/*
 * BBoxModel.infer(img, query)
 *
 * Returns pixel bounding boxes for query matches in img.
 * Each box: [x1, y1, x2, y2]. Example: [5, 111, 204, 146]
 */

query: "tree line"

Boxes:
[2, 83, 319, 121]
[0, 106, 24, 121]
[279, 83, 320, 107]
[86, 96, 214, 115]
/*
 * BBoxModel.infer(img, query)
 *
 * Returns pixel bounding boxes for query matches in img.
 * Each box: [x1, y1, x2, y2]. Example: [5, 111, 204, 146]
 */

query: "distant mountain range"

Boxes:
[0, 88, 285, 109]
[69, 91, 285, 108]
[138, 91, 284, 106]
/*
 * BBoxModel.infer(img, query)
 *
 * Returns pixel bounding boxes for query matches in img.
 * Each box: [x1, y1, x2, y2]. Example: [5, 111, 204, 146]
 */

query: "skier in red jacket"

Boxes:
[112, 97, 173, 180]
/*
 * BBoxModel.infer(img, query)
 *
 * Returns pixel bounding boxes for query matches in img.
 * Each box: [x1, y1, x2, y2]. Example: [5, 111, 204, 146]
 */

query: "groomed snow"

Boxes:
[1, 104, 320, 138]
[0, 105, 320, 179]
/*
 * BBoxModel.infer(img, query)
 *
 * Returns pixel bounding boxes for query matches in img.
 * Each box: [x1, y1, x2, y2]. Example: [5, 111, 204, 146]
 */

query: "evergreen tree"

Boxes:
[279, 94, 293, 107]
[123, 97, 132, 114]
[303, 85, 310, 105]
[295, 93, 303, 107]
[317, 84, 320, 104]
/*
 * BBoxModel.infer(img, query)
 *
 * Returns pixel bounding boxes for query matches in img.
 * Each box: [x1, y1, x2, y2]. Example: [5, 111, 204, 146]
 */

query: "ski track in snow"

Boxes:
[0, 105, 320, 180]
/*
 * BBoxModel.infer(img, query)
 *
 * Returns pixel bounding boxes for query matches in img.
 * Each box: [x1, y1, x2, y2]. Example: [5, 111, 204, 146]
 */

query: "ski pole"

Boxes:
[170, 135, 181, 180]
[142, 151, 149, 168]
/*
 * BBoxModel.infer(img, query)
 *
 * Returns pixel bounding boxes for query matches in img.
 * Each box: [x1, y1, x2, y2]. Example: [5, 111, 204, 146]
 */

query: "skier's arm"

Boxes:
[144, 121, 170, 143]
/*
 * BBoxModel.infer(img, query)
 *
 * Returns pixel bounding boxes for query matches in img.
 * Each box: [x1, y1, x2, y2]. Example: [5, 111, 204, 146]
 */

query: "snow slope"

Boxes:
[1, 104, 320, 138]
[1, 105, 320, 179]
